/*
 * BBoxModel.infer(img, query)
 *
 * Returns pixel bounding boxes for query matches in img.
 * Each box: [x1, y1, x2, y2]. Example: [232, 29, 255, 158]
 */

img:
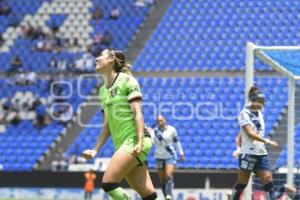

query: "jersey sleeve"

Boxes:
[126, 76, 142, 102]
[238, 111, 251, 128]
[172, 126, 184, 155]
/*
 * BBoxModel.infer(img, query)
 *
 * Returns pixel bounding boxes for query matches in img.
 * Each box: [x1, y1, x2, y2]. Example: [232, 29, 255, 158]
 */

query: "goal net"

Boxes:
[244, 42, 300, 199]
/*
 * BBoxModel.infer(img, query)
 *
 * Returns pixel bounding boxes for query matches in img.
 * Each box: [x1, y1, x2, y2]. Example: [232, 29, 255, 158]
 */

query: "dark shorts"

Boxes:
[238, 154, 271, 172]
[155, 157, 177, 170]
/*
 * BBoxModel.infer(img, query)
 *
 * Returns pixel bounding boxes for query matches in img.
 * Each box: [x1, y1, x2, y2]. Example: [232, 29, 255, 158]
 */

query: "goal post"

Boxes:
[245, 42, 300, 198]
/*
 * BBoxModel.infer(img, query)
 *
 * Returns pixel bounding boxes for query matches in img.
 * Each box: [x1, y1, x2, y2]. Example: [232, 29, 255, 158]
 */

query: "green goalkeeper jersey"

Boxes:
[99, 72, 142, 150]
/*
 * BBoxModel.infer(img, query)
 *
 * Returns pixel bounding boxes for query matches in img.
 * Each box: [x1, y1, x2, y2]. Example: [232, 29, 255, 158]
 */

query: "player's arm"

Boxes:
[243, 125, 278, 148]
[239, 112, 278, 148]
[146, 126, 155, 144]
[232, 133, 241, 158]
[82, 112, 110, 159]
[130, 98, 144, 156]
[235, 133, 241, 147]
[173, 128, 184, 160]
[126, 76, 144, 156]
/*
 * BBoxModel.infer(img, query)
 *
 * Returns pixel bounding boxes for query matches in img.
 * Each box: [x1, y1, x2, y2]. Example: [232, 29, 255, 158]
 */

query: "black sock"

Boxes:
[263, 182, 276, 200]
[142, 192, 158, 200]
[161, 183, 166, 197]
[165, 176, 174, 198]
[231, 183, 247, 200]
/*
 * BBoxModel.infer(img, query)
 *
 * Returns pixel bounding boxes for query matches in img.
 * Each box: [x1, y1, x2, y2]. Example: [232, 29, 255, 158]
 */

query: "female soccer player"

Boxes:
[82, 49, 158, 200]
[232, 134, 300, 200]
[151, 115, 184, 200]
[230, 86, 279, 200]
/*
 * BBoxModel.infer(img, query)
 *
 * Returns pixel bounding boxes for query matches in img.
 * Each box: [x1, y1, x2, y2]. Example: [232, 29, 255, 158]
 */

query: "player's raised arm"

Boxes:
[242, 124, 278, 148]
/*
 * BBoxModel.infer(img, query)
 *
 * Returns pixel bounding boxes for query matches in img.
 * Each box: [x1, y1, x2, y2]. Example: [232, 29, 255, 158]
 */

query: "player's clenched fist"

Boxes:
[82, 149, 97, 159]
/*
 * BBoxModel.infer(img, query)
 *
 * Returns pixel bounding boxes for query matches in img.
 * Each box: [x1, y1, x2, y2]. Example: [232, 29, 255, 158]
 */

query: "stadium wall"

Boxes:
[0, 171, 237, 188]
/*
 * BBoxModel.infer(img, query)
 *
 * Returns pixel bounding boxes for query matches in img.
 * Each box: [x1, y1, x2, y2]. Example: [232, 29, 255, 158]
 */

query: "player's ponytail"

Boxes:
[111, 50, 132, 75]
[248, 86, 260, 100]
[248, 85, 265, 102]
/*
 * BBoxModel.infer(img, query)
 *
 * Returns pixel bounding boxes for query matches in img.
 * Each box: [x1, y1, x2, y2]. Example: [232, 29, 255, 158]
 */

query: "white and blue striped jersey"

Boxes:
[151, 125, 184, 160]
[239, 107, 267, 155]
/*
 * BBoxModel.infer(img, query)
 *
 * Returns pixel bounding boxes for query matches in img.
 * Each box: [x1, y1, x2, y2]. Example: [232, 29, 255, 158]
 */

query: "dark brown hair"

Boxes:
[248, 85, 261, 100]
[109, 50, 132, 74]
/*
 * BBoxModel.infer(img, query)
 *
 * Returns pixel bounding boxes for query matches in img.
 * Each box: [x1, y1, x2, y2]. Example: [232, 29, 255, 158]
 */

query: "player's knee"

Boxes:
[101, 182, 119, 192]
[234, 183, 247, 191]
[142, 192, 158, 200]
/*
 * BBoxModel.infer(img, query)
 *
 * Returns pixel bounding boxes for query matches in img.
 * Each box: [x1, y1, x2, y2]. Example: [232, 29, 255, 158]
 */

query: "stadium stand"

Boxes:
[0, 0, 151, 72]
[67, 77, 288, 169]
[0, 77, 97, 171]
[133, 0, 300, 71]
[0, 0, 153, 171]
[276, 124, 300, 168]
[0, 0, 295, 174]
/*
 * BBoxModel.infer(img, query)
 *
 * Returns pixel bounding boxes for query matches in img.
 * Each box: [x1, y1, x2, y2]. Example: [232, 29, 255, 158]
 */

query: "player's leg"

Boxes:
[101, 149, 138, 200]
[230, 170, 251, 200]
[256, 155, 276, 200]
[165, 159, 176, 200]
[230, 154, 254, 200]
[125, 164, 159, 200]
[256, 170, 275, 200]
[156, 159, 167, 197]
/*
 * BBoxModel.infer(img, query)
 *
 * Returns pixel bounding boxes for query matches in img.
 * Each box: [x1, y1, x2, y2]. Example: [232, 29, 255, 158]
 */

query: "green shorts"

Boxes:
[119, 136, 152, 165]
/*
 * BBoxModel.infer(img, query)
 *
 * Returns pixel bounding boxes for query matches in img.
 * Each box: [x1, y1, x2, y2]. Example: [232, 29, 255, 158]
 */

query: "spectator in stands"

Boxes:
[67, 59, 76, 72]
[74, 53, 93, 72]
[10, 55, 23, 72]
[44, 35, 56, 52]
[21, 23, 35, 39]
[14, 71, 27, 85]
[110, 7, 120, 20]
[3, 98, 21, 125]
[92, 7, 103, 21]
[52, 148, 68, 171]
[2, 98, 22, 125]
[35, 26, 46, 39]
[0, 0, 11, 16]
[34, 99, 49, 127]
[49, 57, 58, 71]
[65, 38, 79, 52]
[2, 98, 12, 111]
[58, 105, 73, 126]
[57, 59, 67, 71]
[26, 71, 37, 85]
[84, 170, 97, 200]
[35, 35, 46, 51]
[54, 36, 65, 52]
[75, 52, 95, 72]
[101, 31, 112, 47]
